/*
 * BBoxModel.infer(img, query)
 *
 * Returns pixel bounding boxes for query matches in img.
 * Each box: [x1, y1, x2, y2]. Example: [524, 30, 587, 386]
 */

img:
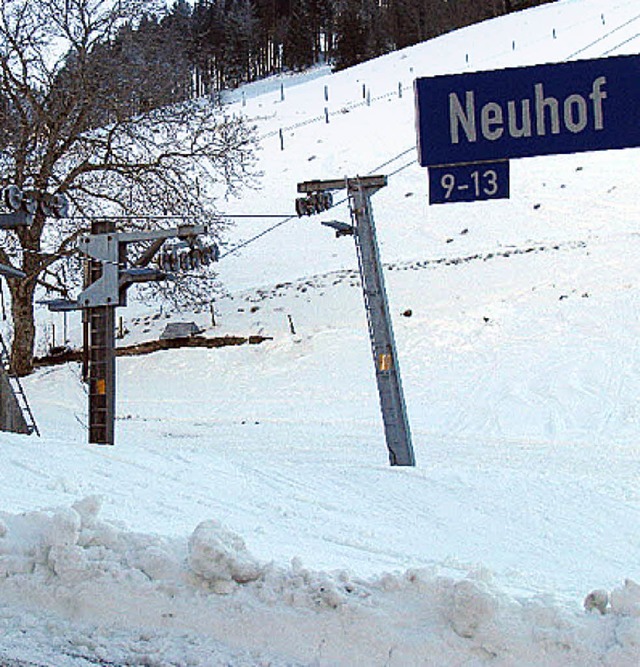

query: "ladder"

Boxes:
[87, 304, 115, 445]
[0, 332, 40, 436]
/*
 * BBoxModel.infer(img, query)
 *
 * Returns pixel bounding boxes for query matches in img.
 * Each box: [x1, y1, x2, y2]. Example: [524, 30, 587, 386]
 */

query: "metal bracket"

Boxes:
[76, 233, 120, 307]
[117, 224, 207, 244]
[321, 220, 354, 237]
[119, 267, 167, 287]
[75, 224, 208, 308]
[41, 298, 80, 312]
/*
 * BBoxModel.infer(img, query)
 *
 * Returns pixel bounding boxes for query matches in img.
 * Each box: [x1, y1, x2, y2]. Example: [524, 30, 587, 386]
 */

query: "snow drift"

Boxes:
[1, 498, 639, 665]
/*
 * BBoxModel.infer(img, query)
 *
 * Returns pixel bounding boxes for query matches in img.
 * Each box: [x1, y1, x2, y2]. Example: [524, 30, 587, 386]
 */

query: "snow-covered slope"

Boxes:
[2, 0, 640, 664]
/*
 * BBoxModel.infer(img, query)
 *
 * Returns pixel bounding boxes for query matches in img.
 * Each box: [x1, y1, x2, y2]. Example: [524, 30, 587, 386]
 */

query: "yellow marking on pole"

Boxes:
[379, 353, 392, 371]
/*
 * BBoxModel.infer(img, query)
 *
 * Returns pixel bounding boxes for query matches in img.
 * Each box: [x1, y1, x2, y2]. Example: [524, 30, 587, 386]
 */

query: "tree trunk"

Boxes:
[7, 226, 42, 377]
[9, 277, 37, 376]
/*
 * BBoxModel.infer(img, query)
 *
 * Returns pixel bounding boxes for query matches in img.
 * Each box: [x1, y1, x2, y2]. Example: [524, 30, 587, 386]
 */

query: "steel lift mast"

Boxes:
[297, 175, 415, 466]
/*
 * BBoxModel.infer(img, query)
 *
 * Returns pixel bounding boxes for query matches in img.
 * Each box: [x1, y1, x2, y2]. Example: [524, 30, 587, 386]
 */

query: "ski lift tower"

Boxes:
[48, 219, 210, 446]
[297, 175, 415, 466]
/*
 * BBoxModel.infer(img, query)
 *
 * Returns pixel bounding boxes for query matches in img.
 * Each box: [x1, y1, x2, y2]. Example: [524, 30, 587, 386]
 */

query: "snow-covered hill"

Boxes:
[2, 0, 640, 664]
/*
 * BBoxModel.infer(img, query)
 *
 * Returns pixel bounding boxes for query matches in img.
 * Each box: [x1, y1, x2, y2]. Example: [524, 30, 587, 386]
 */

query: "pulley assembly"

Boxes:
[157, 239, 219, 273]
[295, 191, 333, 217]
[3, 185, 69, 218]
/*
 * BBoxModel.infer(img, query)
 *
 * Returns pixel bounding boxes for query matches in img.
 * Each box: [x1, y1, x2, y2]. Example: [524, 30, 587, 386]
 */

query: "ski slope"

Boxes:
[2, 0, 640, 664]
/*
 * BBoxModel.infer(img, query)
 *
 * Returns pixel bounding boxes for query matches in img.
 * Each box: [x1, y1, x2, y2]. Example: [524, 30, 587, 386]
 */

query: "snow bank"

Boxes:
[1, 498, 639, 665]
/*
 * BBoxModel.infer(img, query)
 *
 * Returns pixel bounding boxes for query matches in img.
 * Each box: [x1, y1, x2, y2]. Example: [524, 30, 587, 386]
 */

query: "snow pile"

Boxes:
[188, 519, 263, 592]
[1, 498, 640, 665]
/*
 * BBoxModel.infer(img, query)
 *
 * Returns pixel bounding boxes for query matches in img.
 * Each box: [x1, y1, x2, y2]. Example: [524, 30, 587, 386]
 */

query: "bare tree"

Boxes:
[0, 0, 258, 375]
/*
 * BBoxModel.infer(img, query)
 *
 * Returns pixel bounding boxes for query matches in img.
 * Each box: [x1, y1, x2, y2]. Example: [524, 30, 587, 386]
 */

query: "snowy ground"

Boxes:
[2, 0, 640, 664]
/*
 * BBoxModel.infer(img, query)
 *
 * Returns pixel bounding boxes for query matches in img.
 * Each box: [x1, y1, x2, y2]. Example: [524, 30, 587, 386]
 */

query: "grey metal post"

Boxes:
[348, 179, 415, 466]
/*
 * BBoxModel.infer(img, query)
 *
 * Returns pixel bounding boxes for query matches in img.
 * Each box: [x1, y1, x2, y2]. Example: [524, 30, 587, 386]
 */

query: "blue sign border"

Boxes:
[415, 54, 640, 167]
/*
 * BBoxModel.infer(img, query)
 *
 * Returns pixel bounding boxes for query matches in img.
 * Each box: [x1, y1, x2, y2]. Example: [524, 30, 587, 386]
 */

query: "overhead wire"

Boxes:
[65, 213, 293, 221]
[599, 30, 640, 57]
[564, 11, 640, 60]
[5, 143, 421, 269]
[219, 145, 418, 258]
[218, 214, 296, 260]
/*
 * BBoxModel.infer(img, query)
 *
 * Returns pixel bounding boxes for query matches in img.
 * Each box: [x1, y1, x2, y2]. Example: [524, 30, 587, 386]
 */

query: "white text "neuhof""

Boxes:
[449, 76, 608, 144]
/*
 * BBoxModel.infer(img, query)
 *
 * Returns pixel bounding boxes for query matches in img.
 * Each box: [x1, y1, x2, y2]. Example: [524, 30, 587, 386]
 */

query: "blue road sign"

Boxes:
[415, 55, 640, 167]
[428, 160, 510, 204]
